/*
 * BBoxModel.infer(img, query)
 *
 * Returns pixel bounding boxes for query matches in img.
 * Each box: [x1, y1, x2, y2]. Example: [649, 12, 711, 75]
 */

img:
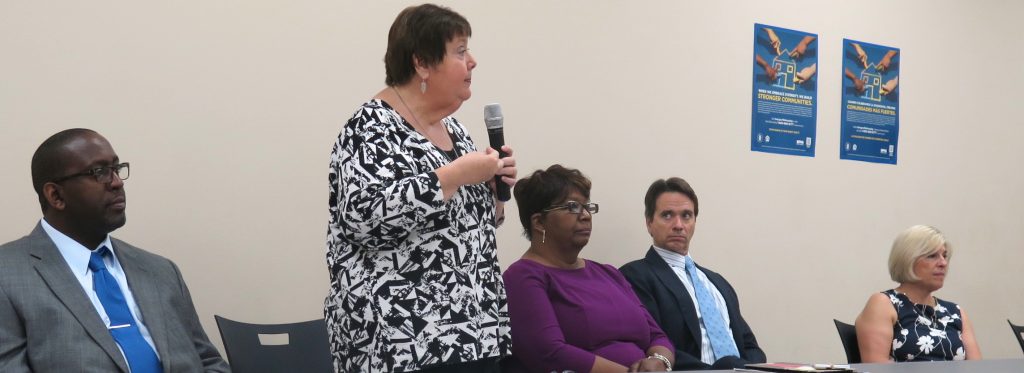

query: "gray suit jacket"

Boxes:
[0, 223, 230, 372]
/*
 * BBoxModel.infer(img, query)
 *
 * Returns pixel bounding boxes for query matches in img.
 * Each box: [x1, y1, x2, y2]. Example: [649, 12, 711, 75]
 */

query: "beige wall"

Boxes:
[2, 0, 1022, 363]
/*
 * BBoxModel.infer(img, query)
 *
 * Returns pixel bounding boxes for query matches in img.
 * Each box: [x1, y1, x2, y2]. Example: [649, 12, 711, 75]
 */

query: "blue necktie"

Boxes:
[89, 246, 163, 373]
[684, 256, 739, 360]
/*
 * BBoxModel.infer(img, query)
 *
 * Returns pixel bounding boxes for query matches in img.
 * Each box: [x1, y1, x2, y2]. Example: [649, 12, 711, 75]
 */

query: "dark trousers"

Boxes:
[411, 357, 501, 373]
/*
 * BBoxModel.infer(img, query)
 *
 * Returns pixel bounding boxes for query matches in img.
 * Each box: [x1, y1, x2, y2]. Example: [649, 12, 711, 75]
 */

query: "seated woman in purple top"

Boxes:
[503, 164, 675, 373]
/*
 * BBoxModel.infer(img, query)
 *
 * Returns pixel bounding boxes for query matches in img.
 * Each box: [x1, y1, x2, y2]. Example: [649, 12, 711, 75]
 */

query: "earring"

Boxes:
[541, 229, 546, 244]
[420, 80, 427, 93]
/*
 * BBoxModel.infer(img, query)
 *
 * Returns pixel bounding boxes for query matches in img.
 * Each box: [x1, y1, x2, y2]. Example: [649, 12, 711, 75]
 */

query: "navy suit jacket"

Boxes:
[620, 247, 765, 370]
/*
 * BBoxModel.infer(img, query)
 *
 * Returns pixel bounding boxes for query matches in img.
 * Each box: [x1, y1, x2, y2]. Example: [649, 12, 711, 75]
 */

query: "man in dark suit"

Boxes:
[0, 129, 230, 372]
[620, 177, 765, 371]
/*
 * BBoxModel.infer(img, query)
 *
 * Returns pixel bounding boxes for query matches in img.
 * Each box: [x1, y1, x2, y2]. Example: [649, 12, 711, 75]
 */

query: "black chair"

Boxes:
[833, 319, 861, 364]
[214, 315, 333, 373]
[1010, 319, 1024, 356]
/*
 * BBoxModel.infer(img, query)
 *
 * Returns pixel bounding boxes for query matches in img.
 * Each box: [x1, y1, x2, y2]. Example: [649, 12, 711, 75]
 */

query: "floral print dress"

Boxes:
[884, 289, 966, 362]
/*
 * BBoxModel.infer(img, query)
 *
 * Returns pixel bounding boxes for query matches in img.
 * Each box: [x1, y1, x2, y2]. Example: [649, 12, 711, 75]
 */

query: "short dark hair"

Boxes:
[31, 128, 98, 211]
[513, 164, 591, 240]
[384, 4, 472, 86]
[644, 177, 699, 220]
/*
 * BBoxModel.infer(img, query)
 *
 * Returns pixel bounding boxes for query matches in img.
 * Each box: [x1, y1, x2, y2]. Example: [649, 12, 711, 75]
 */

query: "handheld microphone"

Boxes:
[484, 103, 511, 202]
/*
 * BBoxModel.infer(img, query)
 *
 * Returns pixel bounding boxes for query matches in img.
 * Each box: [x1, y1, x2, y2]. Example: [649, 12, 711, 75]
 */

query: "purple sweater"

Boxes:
[502, 259, 673, 373]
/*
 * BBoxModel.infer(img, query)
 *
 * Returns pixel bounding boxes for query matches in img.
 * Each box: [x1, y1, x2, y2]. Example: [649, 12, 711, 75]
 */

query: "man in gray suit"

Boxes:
[0, 129, 230, 372]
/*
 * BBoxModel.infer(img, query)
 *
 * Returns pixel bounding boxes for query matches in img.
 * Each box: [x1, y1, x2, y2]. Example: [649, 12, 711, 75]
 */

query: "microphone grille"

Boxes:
[484, 103, 503, 121]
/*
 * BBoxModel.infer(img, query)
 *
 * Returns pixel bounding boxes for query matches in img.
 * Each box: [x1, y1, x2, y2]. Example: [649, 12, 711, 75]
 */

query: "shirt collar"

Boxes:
[652, 245, 693, 269]
[40, 218, 116, 276]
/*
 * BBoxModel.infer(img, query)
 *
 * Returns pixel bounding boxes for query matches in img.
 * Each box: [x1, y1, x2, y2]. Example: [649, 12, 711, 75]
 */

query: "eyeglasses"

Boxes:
[542, 200, 599, 215]
[52, 162, 130, 184]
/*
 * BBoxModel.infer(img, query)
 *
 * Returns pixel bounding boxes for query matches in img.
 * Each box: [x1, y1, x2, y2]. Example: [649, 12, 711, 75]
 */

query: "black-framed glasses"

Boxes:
[51, 162, 130, 184]
[542, 200, 599, 215]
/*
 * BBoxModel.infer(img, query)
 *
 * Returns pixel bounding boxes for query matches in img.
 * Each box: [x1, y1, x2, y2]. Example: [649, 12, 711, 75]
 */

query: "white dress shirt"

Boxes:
[653, 246, 737, 365]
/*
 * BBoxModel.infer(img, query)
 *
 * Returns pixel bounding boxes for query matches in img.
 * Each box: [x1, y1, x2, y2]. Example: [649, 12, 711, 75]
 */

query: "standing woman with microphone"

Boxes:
[325, 4, 516, 373]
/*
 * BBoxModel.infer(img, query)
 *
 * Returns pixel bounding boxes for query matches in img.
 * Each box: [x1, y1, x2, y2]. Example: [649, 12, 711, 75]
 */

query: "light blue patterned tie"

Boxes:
[684, 256, 739, 360]
[89, 246, 163, 373]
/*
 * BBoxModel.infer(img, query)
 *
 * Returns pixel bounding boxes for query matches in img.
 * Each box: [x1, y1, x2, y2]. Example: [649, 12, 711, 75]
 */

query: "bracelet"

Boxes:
[646, 352, 671, 371]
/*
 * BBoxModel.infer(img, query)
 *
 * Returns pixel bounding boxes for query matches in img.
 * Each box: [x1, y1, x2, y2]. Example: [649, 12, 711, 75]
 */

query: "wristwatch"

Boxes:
[646, 352, 672, 371]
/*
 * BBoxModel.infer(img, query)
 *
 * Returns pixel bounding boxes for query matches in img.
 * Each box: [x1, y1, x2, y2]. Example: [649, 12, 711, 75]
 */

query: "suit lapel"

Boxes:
[114, 241, 172, 372]
[27, 224, 130, 373]
[644, 247, 702, 344]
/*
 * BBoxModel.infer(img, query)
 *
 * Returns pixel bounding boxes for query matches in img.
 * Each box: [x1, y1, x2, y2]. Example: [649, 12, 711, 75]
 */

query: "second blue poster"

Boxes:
[839, 39, 900, 164]
[751, 24, 818, 157]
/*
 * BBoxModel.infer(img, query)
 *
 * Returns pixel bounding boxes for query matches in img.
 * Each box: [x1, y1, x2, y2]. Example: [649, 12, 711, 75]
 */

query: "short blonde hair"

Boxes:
[888, 225, 953, 283]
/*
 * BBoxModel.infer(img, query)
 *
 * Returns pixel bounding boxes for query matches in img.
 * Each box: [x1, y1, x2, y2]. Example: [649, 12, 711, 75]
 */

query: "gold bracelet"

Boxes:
[646, 352, 671, 371]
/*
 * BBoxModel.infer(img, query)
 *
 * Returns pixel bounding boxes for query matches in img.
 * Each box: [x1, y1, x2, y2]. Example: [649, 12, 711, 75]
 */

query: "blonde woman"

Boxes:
[855, 225, 981, 363]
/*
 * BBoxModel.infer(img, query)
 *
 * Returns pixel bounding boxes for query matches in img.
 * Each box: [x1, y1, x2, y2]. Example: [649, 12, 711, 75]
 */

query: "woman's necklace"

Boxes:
[902, 292, 939, 326]
[391, 87, 455, 160]
[392, 86, 427, 130]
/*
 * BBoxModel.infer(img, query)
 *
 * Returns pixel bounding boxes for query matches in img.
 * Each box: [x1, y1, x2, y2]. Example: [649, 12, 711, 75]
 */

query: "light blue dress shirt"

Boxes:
[40, 218, 161, 366]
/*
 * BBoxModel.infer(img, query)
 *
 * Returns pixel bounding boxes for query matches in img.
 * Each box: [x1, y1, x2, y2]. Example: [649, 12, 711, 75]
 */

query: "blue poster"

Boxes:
[840, 39, 900, 164]
[751, 24, 818, 157]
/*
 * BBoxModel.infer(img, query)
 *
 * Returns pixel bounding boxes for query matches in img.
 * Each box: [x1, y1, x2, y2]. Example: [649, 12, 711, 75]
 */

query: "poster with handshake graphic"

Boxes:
[840, 39, 900, 164]
[751, 23, 818, 157]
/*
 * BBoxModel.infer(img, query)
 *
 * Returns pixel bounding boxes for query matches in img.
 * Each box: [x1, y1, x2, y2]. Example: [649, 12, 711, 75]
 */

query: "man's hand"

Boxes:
[764, 28, 781, 55]
[852, 42, 869, 68]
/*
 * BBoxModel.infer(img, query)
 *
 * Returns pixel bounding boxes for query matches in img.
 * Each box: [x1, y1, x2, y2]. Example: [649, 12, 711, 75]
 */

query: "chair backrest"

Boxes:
[215, 315, 333, 373]
[833, 319, 862, 364]
[1009, 319, 1024, 356]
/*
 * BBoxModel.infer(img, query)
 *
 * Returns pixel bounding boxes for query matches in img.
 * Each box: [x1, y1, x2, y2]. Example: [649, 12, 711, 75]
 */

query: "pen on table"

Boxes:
[814, 363, 852, 369]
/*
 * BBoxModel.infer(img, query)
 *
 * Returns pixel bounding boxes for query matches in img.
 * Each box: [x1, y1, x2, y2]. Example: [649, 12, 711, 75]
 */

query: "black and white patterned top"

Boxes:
[884, 289, 966, 362]
[325, 99, 511, 372]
